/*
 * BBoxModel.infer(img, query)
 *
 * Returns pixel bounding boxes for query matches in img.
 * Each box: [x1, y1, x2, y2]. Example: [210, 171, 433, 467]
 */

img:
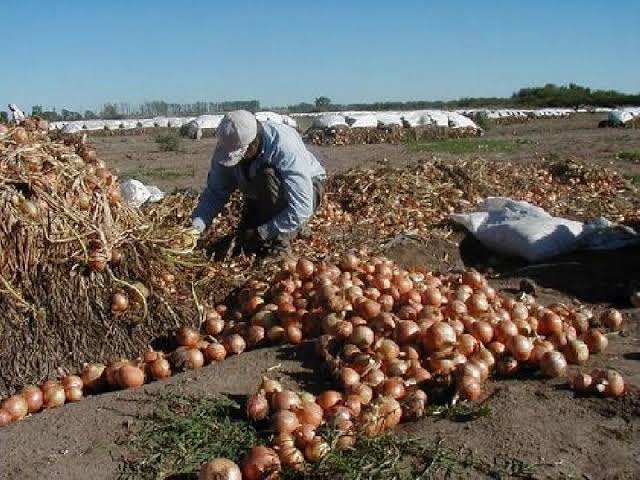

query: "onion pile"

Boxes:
[0, 254, 627, 437]
[570, 369, 626, 397]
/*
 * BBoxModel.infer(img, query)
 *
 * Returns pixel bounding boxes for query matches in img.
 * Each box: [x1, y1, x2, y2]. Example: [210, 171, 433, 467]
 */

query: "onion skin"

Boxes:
[82, 363, 106, 392]
[199, 458, 242, 480]
[148, 358, 172, 380]
[247, 391, 269, 421]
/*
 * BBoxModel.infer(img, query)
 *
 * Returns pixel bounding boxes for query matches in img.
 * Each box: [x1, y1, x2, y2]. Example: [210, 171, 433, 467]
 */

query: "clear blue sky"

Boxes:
[2, 0, 639, 113]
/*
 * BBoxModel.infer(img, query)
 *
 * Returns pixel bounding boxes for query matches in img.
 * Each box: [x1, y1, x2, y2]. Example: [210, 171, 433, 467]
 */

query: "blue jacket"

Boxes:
[192, 121, 326, 240]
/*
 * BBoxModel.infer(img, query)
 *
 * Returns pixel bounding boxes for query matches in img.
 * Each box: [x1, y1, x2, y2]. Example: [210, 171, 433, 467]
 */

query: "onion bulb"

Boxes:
[172, 347, 205, 370]
[204, 343, 227, 363]
[540, 351, 567, 378]
[272, 410, 300, 433]
[601, 309, 623, 331]
[199, 458, 242, 480]
[241, 446, 281, 480]
[43, 385, 66, 408]
[317, 390, 342, 411]
[148, 357, 171, 380]
[304, 437, 329, 463]
[176, 326, 201, 348]
[118, 365, 145, 389]
[508, 335, 533, 362]
[271, 391, 301, 412]
[246, 391, 269, 421]
[563, 340, 589, 365]
[223, 334, 246, 355]
[2, 395, 28, 420]
[583, 330, 608, 353]
[458, 376, 482, 401]
[21, 386, 44, 413]
[296, 401, 323, 428]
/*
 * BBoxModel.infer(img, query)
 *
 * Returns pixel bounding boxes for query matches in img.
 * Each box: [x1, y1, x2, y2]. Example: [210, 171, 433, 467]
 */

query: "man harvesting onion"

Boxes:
[191, 110, 326, 260]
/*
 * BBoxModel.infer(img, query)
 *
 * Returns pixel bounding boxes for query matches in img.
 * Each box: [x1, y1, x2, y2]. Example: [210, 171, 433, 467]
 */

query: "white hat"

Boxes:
[213, 110, 258, 167]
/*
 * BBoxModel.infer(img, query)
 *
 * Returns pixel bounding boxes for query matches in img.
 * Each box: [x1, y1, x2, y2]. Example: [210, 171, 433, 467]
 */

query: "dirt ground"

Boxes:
[1, 114, 640, 479]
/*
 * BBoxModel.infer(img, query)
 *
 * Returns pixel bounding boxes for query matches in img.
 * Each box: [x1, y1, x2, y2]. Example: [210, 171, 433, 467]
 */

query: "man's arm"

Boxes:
[192, 161, 237, 232]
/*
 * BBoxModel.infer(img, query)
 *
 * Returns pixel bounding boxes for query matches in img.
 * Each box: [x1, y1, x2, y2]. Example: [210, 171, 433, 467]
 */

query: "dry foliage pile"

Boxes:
[306, 125, 480, 146]
[0, 125, 208, 394]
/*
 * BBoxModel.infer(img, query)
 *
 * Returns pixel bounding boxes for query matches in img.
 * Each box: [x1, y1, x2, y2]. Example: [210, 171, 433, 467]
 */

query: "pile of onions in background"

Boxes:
[0, 253, 627, 451]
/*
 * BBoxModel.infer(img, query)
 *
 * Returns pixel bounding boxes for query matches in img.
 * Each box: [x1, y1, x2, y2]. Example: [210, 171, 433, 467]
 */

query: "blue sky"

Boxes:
[2, 0, 639, 113]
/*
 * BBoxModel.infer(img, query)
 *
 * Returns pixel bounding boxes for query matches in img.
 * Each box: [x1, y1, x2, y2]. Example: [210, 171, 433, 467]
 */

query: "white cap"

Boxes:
[213, 110, 258, 167]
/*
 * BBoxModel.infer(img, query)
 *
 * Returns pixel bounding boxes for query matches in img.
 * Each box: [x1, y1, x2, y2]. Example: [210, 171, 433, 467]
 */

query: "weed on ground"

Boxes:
[406, 137, 519, 154]
[119, 395, 541, 480]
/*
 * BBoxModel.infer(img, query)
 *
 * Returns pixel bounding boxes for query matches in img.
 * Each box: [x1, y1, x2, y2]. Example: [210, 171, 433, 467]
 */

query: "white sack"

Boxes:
[120, 179, 151, 208]
[451, 197, 584, 262]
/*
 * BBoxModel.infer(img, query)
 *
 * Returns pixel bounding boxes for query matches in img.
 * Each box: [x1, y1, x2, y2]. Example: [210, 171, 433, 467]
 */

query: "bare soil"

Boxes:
[1, 114, 640, 479]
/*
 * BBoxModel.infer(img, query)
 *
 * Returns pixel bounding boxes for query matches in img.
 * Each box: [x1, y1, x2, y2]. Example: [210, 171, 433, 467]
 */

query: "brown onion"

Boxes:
[2, 395, 28, 420]
[176, 326, 201, 348]
[43, 385, 66, 408]
[173, 347, 205, 370]
[304, 437, 329, 463]
[423, 322, 456, 353]
[148, 357, 171, 380]
[508, 335, 533, 362]
[261, 377, 283, 395]
[350, 325, 374, 348]
[204, 343, 227, 363]
[247, 391, 269, 421]
[381, 378, 406, 400]
[82, 363, 106, 391]
[223, 334, 246, 355]
[317, 390, 342, 411]
[241, 446, 281, 480]
[601, 370, 625, 397]
[65, 386, 83, 402]
[540, 351, 567, 378]
[199, 458, 242, 480]
[563, 340, 589, 365]
[21, 386, 44, 413]
[458, 376, 482, 401]
[118, 365, 145, 389]
[583, 330, 608, 353]
[271, 391, 301, 412]
[272, 410, 300, 433]
[296, 401, 323, 428]
[601, 309, 623, 331]
[294, 424, 316, 449]
[111, 292, 129, 312]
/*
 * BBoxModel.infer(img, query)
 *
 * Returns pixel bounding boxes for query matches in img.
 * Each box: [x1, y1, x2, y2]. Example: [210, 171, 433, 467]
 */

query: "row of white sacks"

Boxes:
[309, 110, 479, 130]
[608, 107, 640, 125]
[460, 108, 576, 119]
[49, 111, 298, 134]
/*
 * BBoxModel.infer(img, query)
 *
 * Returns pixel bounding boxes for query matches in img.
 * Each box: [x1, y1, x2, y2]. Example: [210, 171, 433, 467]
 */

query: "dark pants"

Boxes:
[242, 167, 324, 251]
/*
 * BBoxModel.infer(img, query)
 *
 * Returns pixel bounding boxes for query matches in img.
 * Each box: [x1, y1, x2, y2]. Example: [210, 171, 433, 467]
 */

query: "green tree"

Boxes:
[32, 105, 43, 116]
[84, 110, 98, 120]
[101, 103, 122, 120]
[315, 96, 332, 110]
[0, 111, 8, 123]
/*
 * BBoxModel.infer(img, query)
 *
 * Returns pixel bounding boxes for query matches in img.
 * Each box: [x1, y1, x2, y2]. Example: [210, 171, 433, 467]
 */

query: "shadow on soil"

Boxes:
[458, 235, 640, 306]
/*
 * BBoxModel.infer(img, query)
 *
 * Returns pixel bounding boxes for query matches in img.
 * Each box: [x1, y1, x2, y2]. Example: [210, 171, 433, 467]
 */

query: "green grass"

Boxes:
[155, 132, 181, 152]
[123, 164, 194, 181]
[118, 396, 262, 479]
[617, 150, 640, 162]
[625, 174, 640, 185]
[119, 395, 539, 480]
[406, 137, 519, 154]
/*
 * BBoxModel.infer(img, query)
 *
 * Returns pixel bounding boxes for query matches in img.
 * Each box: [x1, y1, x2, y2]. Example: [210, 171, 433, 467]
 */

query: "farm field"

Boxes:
[1, 113, 640, 479]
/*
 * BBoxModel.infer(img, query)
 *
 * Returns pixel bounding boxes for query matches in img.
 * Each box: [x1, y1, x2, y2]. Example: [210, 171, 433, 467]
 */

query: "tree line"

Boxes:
[25, 84, 640, 121]
[31, 100, 261, 122]
[287, 84, 640, 113]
